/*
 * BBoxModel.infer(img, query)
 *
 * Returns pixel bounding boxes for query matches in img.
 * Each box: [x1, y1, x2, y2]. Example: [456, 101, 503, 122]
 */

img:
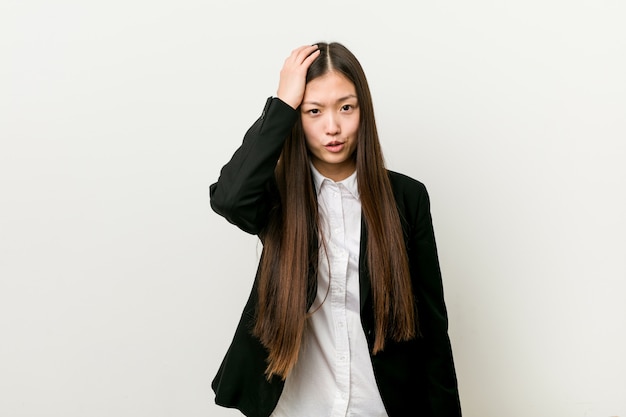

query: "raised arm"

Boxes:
[209, 45, 320, 235]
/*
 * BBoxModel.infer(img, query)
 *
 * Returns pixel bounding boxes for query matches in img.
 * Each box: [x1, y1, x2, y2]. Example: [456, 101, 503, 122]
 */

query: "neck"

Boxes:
[311, 160, 356, 182]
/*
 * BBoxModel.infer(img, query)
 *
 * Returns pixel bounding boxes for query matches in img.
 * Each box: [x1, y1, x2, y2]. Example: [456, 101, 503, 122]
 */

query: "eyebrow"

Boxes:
[302, 94, 358, 106]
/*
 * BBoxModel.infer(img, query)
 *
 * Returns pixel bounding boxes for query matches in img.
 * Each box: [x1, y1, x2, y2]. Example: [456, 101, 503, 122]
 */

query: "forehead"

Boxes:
[303, 72, 357, 102]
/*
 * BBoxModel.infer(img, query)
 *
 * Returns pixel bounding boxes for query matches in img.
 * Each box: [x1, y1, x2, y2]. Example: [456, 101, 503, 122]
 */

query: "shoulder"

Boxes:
[387, 170, 428, 197]
[386, 171, 437, 244]
[386, 170, 432, 227]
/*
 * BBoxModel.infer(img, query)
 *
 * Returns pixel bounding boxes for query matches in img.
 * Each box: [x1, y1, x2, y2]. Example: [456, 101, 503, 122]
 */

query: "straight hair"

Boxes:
[254, 42, 417, 380]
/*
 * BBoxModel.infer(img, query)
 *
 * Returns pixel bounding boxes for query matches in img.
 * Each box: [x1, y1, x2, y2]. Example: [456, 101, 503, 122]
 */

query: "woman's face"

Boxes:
[300, 71, 360, 182]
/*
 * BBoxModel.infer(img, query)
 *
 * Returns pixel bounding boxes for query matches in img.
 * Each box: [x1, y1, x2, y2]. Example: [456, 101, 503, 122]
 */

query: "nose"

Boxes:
[324, 113, 341, 136]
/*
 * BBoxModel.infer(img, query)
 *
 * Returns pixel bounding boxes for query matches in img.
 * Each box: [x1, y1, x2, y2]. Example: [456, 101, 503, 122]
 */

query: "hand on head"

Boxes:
[276, 45, 320, 110]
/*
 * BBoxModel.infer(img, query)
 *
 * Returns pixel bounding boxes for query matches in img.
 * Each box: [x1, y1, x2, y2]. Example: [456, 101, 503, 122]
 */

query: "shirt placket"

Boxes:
[327, 182, 351, 417]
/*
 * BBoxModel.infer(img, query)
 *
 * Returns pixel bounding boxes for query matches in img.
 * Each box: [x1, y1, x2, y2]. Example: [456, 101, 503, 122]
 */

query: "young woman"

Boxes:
[209, 43, 461, 417]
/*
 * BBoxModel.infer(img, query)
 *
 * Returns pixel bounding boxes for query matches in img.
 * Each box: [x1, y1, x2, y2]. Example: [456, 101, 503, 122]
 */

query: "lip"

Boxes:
[324, 141, 345, 153]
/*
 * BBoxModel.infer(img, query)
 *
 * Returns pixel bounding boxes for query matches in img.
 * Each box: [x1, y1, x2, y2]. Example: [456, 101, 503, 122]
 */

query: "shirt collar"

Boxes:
[310, 163, 360, 200]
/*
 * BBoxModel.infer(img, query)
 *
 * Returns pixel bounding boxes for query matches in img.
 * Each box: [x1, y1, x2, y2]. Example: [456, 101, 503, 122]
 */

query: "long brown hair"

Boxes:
[254, 42, 416, 380]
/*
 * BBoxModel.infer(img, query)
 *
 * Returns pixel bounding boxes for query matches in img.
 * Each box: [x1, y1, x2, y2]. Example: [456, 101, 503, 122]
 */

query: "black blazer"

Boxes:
[209, 97, 462, 417]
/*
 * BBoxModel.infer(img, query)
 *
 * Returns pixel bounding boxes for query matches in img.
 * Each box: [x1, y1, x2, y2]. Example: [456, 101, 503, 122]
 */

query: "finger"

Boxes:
[289, 44, 319, 64]
[296, 44, 319, 62]
[302, 48, 320, 67]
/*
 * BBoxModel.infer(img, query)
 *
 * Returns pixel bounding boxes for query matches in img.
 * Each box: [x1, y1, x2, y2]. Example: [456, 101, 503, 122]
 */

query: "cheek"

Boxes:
[349, 114, 360, 136]
[301, 119, 313, 138]
[349, 120, 360, 138]
[301, 121, 319, 148]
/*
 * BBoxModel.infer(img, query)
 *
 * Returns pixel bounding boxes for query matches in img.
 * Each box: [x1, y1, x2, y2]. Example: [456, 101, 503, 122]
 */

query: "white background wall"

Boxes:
[1, 1, 625, 416]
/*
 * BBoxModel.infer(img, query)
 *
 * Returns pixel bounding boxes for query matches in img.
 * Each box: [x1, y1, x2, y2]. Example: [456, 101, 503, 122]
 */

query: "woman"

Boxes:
[210, 42, 461, 417]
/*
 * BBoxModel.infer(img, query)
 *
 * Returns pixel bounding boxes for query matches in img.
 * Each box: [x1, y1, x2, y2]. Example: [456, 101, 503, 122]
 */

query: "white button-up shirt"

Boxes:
[271, 166, 388, 417]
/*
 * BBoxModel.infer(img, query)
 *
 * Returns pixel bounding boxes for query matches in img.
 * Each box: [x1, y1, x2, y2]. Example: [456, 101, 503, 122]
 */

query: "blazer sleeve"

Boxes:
[209, 97, 298, 235]
[409, 182, 462, 416]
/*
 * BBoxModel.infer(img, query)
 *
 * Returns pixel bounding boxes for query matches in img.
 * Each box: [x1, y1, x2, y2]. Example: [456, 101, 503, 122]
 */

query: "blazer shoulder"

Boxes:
[387, 170, 428, 197]
[387, 170, 432, 232]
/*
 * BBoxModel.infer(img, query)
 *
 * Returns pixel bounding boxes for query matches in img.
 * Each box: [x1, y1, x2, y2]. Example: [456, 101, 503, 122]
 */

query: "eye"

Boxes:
[341, 104, 353, 111]
[306, 108, 320, 115]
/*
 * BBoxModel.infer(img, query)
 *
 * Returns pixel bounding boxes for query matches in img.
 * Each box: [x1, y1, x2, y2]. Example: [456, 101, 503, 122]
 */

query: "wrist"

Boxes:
[277, 97, 299, 110]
